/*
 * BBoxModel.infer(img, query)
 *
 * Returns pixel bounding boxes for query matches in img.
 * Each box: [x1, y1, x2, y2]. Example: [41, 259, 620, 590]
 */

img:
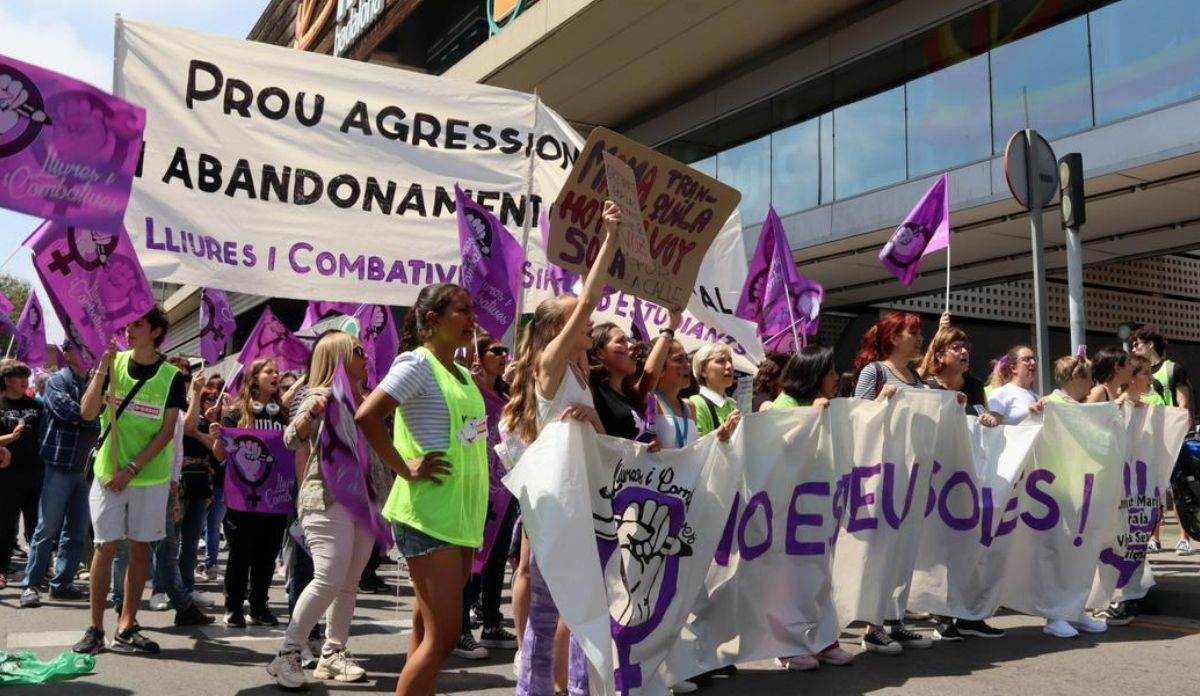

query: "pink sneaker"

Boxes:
[774, 654, 819, 671]
[817, 644, 855, 666]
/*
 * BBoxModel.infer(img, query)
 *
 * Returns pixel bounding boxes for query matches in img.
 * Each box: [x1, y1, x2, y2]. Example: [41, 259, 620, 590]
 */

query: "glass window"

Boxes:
[717, 135, 771, 225]
[906, 54, 992, 177]
[690, 156, 716, 179]
[990, 16, 1092, 153]
[833, 86, 906, 199]
[771, 118, 820, 216]
[1090, 0, 1200, 124]
[820, 113, 834, 204]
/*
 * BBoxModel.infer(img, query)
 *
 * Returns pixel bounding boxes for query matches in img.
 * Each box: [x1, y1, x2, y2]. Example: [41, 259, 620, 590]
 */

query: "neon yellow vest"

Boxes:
[383, 348, 488, 547]
[1141, 389, 1166, 406]
[1152, 360, 1177, 407]
[94, 351, 179, 487]
[689, 393, 736, 437]
[1047, 390, 1072, 404]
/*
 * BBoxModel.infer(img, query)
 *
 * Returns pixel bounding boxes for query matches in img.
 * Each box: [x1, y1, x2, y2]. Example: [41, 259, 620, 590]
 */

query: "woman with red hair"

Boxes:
[850, 311, 934, 656]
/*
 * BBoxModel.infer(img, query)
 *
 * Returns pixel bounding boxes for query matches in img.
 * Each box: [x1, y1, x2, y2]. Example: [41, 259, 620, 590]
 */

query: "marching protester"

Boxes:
[74, 307, 185, 655]
[1130, 326, 1192, 410]
[689, 343, 741, 437]
[267, 330, 374, 688]
[589, 320, 651, 441]
[200, 386, 228, 582]
[466, 332, 520, 654]
[986, 346, 1040, 425]
[752, 352, 788, 412]
[0, 360, 43, 593]
[355, 283, 491, 696]
[501, 201, 621, 696]
[851, 311, 929, 654]
[918, 319, 1000, 428]
[1124, 355, 1164, 406]
[1047, 356, 1094, 404]
[21, 341, 96, 607]
[180, 372, 220, 600]
[1085, 347, 1132, 404]
[213, 357, 291, 628]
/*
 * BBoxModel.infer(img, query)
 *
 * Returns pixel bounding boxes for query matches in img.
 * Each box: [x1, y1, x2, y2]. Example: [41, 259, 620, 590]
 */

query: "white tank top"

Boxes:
[653, 394, 697, 449]
[536, 364, 594, 431]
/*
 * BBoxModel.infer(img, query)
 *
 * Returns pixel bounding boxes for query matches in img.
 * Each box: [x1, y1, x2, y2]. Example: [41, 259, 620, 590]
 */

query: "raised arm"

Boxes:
[81, 340, 118, 422]
[635, 309, 683, 397]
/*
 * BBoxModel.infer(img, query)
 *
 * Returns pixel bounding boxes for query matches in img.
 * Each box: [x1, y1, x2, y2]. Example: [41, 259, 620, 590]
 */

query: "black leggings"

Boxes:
[467, 502, 519, 629]
[223, 509, 288, 613]
[0, 469, 41, 575]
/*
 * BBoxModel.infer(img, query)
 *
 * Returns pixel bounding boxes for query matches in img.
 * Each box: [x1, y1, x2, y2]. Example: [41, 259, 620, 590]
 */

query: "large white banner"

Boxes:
[114, 19, 764, 369]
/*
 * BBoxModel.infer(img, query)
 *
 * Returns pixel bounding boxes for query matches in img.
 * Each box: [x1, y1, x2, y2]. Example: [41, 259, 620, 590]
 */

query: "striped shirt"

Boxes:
[379, 351, 451, 451]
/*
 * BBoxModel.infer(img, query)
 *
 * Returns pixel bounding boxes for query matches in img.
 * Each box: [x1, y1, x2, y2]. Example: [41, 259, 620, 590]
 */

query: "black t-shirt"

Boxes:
[103, 357, 188, 412]
[0, 394, 44, 473]
[925, 372, 989, 416]
[591, 379, 642, 441]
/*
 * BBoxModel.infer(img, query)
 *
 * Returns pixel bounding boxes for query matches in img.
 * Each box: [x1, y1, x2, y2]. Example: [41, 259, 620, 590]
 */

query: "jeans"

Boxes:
[178, 497, 208, 594]
[113, 498, 192, 612]
[223, 509, 287, 613]
[23, 466, 90, 591]
[282, 503, 374, 654]
[204, 487, 225, 569]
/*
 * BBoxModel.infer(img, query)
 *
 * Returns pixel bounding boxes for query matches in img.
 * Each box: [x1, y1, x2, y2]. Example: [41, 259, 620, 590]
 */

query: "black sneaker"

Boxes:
[357, 578, 378, 594]
[50, 585, 88, 600]
[248, 608, 279, 627]
[1100, 602, 1133, 627]
[861, 627, 902, 655]
[479, 625, 518, 649]
[19, 587, 41, 608]
[112, 626, 160, 654]
[888, 625, 932, 649]
[956, 619, 1006, 638]
[224, 610, 247, 628]
[469, 605, 484, 629]
[175, 603, 215, 626]
[73, 626, 105, 655]
[934, 621, 963, 641]
[452, 633, 489, 660]
[365, 575, 390, 593]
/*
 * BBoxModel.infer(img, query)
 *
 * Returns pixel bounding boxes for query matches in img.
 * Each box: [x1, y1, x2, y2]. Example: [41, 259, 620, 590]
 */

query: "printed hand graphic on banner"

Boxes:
[0, 73, 30, 135]
[614, 498, 685, 627]
[1099, 459, 1160, 589]
[56, 96, 116, 155]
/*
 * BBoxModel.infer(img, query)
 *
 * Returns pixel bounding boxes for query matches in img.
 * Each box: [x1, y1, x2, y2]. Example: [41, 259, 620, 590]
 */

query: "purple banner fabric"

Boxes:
[879, 174, 951, 286]
[237, 306, 310, 376]
[221, 427, 295, 515]
[25, 221, 156, 370]
[474, 389, 515, 573]
[199, 288, 235, 364]
[456, 184, 525, 337]
[629, 296, 651, 343]
[352, 304, 398, 388]
[735, 207, 823, 352]
[301, 301, 359, 330]
[540, 211, 579, 295]
[320, 362, 393, 550]
[0, 53, 145, 230]
[15, 292, 46, 366]
[0, 291, 12, 315]
[0, 291, 15, 337]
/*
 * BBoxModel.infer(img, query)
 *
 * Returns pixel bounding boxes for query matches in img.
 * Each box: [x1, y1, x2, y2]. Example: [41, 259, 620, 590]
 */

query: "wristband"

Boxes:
[659, 328, 675, 338]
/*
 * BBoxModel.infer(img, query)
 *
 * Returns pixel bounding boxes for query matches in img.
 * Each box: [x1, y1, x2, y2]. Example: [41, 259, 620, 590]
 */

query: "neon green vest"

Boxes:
[383, 348, 488, 547]
[94, 351, 179, 487]
[1141, 389, 1167, 406]
[1152, 360, 1177, 407]
[771, 393, 807, 409]
[689, 393, 736, 437]
[1047, 390, 1072, 404]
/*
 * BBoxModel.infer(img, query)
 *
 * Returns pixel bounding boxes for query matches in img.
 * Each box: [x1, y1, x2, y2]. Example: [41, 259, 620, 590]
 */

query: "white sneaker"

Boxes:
[775, 654, 819, 671]
[1147, 538, 1161, 553]
[313, 650, 366, 682]
[1069, 615, 1107, 633]
[1176, 538, 1194, 556]
[1043, 619, 1078, 638]
[512, 649, 521, 677]
[190, 591, 215, 608]
[670, 680, 698, 694]
[150, 593, 170, 611]
[267, 651, 311, 690]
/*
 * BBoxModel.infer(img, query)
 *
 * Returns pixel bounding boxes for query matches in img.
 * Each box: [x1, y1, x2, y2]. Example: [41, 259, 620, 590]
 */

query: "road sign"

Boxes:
[1004, 130, 1058, 210]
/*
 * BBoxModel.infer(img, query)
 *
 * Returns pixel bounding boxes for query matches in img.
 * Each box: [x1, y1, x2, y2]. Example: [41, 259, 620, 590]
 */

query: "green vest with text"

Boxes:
[1152, 359, 1178, 407]
[94, 351, 179, 487]
[384, 348, 488, 547]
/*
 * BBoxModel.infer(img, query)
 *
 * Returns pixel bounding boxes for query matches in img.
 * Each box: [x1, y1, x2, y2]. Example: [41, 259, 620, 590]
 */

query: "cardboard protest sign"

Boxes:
[548, 127, 740, 310]
[602, 152, 653, 266]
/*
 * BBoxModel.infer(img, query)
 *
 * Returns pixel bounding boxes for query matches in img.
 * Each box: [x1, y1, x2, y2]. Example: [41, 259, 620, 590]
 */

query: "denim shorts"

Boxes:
[392, 523, 456, 559]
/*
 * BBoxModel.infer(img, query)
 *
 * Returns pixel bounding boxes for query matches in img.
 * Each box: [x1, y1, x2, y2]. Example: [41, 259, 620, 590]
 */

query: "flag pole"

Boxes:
[945, 239, 952, 314]
[509, 89, 540, 350]
[783, 281, 802, 353]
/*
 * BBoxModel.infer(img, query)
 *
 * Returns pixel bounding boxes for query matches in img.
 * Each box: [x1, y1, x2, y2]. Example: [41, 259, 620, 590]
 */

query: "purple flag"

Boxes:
[199, 288, 236, 364]
[630, 296, 651, 343]
[0, 53, 145, 230]
[320, 361, 393, 550]
[540, 211, 580, 295]
[301, 301, 359, 330]
[25, 221, 156, 370]
[15, 292, 46, 366]
[0, 291, 15, 337]
[474, 389, 514, 573]
[879, 174, 951, 285]
[237, 306, 310, 376]
[0, 291, 12, 315]
[221, 428, 295, 515]
[735, 207, 823, 352]
[456, 185, 525, 337]
[352, 304, 398, 388]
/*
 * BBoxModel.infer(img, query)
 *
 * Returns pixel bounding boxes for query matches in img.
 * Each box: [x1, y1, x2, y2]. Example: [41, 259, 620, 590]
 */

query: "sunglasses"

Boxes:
[486, 346, 509, 357]
[352, 345, 367, 359]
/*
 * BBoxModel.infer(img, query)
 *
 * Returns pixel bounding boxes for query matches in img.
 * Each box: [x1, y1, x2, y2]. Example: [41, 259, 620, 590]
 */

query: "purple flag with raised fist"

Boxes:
[320, 362, 393, 550]
[0, 53, 145, 230]
[237, 306, 309, 375]
[301, 301, 358, 330]
[25, 221, 156, 370]
[456, 185, 525, 337]
[879, 174, 951, 286]
[352, 304, 398, 388]
[199, 288, 236, 364]
[735, 207, 823, 353]
[15, 292, 46, 366]
[221, 428, 295, 515]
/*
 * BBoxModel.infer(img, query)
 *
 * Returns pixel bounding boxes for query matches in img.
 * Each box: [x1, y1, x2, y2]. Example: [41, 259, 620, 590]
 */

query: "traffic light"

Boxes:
[1058, 153, 1085, 228]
